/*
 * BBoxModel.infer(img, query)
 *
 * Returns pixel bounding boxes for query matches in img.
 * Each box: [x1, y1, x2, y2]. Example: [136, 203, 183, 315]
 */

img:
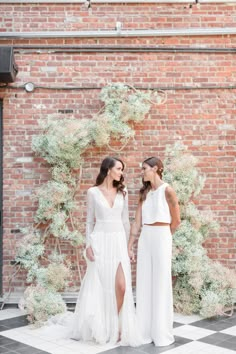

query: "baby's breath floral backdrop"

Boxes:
[164, 145, 235, 318]
[10, 83, 235, 324]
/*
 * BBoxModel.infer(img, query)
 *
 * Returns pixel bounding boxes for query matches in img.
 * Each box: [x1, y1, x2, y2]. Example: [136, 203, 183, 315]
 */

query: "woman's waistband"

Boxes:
[142, 224, 171, 230]
[96, 219, 123, 223]
[141, 224, 172, 235]
[143, 222, 170, 227]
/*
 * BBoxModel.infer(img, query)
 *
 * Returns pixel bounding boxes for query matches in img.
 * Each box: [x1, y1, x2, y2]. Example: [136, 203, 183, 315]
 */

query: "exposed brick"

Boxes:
[0, 2, 235, 294]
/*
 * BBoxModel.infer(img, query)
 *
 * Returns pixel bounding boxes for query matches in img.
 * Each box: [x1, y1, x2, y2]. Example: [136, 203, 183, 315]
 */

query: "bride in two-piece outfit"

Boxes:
[70, 156, 141, 346]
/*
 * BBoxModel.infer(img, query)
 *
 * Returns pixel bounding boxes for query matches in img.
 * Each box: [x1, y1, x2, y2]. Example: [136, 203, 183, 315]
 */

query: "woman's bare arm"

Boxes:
[165, 186, 181, 234]
[128, 201, 142, 260]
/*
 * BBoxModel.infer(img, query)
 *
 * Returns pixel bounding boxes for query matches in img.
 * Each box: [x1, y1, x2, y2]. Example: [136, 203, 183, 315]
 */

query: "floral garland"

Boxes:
[164, 143, 236, 317]
[7, 83, 235, 323]
[11, 83, 165, 324]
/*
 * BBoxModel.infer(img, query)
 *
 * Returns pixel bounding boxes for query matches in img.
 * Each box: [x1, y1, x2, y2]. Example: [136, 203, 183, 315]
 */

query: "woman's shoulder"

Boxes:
[164, 183, 176, 196]
[160, 181, 171, 189]
[87, 186, 98, 195]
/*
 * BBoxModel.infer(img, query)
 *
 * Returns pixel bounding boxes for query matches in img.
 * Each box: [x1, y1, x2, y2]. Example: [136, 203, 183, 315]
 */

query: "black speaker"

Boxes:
[0, 47, 18, 83]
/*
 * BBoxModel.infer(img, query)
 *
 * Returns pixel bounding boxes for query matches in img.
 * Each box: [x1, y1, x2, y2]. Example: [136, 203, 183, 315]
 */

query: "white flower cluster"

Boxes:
[167, 143, 236, 317]
[20, 285, 67, 326]
[16, 83, 162, 324]
[15, 86, 236, 323]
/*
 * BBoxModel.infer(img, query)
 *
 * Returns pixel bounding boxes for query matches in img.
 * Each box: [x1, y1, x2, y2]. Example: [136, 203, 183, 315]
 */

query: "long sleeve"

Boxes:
[122, 189, 130, 242]
[85, 188, 95, 248]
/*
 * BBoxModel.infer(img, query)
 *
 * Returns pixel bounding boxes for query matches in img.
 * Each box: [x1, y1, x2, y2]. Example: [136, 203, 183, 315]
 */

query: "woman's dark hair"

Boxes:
[139, 157, 164, 202]
[95, 157, 126, 195]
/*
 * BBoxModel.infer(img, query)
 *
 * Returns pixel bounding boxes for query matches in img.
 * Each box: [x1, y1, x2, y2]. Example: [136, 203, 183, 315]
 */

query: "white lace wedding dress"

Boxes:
[68, 186, 142, 346]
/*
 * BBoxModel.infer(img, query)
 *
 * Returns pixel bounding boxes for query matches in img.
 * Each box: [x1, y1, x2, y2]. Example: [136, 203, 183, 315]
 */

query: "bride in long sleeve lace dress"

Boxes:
[70, 156, 142, 346]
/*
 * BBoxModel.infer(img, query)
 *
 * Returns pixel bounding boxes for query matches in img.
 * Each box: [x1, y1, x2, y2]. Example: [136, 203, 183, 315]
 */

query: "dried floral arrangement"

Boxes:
[6, 83, 235, 324]
[10, 83, 165, 324]
[164, 143, 236, 318]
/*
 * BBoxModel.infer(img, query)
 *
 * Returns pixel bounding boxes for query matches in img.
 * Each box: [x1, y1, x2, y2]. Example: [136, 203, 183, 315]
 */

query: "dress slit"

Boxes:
[69, 188, 143, 346]
[115, 262, 126, 309]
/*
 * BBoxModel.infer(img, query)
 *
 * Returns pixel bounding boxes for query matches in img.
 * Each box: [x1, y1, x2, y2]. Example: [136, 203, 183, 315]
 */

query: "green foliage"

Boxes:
[32, 84, 154, 160]
[34, 181, 75, 223]
[15, 228, 44, 274]
[32, 118, 94, 168]
[16, 83, 158, 324]
[20, 285, 67, 326]
[164, 143, 205, 204]
[15, 84, 235, 323]
[51, 163, 76, 186]
[167, 143, 236, 317]
[99, 83, 152, 123]
[33, 261, 71, 292]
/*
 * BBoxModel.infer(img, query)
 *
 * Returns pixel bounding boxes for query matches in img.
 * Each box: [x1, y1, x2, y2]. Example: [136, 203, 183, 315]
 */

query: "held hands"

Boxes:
[86, 246, 95, 262]
[128, 247, 135, 263]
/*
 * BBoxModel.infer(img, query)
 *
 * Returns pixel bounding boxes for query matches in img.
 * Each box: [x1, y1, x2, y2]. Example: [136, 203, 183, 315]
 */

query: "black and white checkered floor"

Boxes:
[0, 307, 235, 354]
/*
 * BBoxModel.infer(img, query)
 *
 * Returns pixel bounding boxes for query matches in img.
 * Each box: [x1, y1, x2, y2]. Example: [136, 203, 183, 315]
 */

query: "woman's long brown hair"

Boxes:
[139, 157, 164, 202]
[95, 157, 126, 196]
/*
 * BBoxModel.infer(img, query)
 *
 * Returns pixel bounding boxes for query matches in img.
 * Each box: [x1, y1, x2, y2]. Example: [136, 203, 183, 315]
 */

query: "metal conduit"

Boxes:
[1, 27, 236, 39]
[12, 45, 236, 53]
[1, 0, 236, 3]
[1, 83, 236, 91]
[0, 0, 197, 3]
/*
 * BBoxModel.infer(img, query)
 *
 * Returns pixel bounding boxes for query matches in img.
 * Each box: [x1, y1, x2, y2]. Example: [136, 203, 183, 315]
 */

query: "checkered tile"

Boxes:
[0, 307, 235, 354]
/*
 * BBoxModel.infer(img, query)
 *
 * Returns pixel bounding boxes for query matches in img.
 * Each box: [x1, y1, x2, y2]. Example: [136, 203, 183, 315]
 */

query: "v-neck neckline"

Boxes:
[96, 186, 118, 209]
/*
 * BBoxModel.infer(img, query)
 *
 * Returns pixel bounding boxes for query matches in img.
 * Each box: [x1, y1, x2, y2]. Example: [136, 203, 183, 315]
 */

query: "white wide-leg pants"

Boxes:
[136, 225, 174, 347]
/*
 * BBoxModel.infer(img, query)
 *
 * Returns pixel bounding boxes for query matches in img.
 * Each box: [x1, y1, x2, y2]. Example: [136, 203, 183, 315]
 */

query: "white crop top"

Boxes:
[142, 183, 171, 225]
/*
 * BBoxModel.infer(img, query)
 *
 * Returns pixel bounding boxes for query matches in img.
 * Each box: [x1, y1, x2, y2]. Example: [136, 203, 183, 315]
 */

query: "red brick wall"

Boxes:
[1, 2, 236, 31]
[0, 2, 235, 294]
